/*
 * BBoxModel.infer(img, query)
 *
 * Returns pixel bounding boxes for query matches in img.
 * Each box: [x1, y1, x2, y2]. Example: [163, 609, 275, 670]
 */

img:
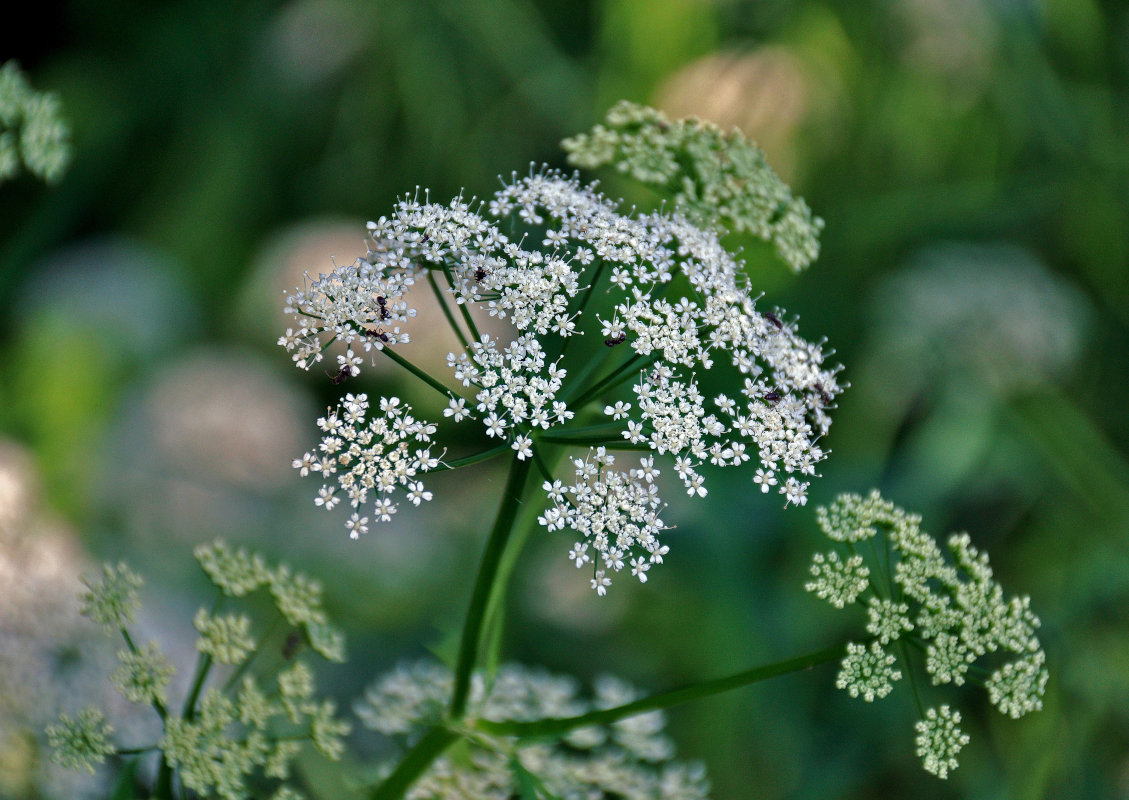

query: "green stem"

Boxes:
[119, 627, 169, 722]
[474, 641, 848, 740]
[221, 611, 284, 695]
[182, 653, 213, 722]
[442, 263, 483, 343]
[427, 271, 471, 352]
[568, 352, 650, 410]
[431, 443, 511, 473]
[449, 455, 534, 718]
[553, 257, 608, 363]
[182, 590, 223, 721]
[370, 725, 459, 800]
[153, 757, 175, 800]
[537, 428, 628, 445]
[380, 345, 456, 402]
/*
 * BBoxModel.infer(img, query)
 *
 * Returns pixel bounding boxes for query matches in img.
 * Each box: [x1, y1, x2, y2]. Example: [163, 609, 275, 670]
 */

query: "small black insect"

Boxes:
[364, 328, 391, 343]
[282, 630, 303, 660]
[329, 364, 352, 385]
[765, 312, 783, 330]
[814, 382, 833, 406]
[474, 266, 489, 282]
[765, 390, 782, 404]
[604, 333, 627, 347]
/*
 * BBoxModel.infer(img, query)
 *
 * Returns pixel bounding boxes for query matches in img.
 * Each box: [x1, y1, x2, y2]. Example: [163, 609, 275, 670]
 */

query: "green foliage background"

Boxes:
[2, 0, 1127, 798]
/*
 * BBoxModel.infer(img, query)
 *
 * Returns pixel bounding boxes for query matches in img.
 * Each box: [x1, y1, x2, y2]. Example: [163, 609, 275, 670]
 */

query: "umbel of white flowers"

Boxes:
[355, 660, 710, 800]
[806, 491, 1048, 778]
[280, 105, 843, 593]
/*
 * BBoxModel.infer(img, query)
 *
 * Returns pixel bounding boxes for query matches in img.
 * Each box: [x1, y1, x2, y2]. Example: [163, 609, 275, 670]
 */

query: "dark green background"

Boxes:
[2, 0, 1128, 798]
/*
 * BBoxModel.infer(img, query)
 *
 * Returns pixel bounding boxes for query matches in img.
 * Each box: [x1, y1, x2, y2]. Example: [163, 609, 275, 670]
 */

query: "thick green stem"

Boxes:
[369, 726, 459, 800]
[449, 455, 534, 717]
[153, 756, 176, 800]
[474, 641, 848, 740]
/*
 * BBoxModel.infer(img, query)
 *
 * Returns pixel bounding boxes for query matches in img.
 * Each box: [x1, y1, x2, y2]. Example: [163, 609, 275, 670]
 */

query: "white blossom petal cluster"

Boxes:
[807, 490, 1047, 778]
[448, 332, 572, 444]
[488, 172, 839, 507]
[293, 394, 440, 537]
[540, 448, 668, 593]
[282, 106, 840, 589]
[279, 255, 417, 371]
[355, 661, 710, 800]
[914, 706, 970, 780]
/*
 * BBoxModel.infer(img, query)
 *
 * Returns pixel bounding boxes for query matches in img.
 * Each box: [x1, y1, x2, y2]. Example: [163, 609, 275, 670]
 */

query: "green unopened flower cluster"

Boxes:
[806, 490, 1047, 778]
[0, 61, 71, 184]
[562, 100, 822, 271]
[48, 541, 351, 799]
[356, 661, 710, 800]
[45, 708, 114, 775]
[79, 561, 144, 632]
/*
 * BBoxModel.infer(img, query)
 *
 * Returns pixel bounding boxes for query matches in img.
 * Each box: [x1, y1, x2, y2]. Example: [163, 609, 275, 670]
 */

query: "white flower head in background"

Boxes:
[355, 660, 710, 800]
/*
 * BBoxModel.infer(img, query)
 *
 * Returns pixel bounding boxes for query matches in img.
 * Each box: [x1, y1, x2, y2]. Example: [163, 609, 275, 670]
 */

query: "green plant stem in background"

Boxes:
[369, 725, 459, 800]
[449, 454, 535, 717]
[368, 640, 850, 800]
[474, 641, 848, 740]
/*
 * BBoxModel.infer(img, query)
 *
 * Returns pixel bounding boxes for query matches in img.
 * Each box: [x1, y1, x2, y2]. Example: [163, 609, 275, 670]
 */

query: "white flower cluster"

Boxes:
[283, 107, 840, 586]
[279, 257, 416, 372]
[540, 448, 668, 592]
[355, 661, 710, 800]
[292, 394, 440, 538]
[806, 490, 1048, 778]
[447, 332, 572, 450]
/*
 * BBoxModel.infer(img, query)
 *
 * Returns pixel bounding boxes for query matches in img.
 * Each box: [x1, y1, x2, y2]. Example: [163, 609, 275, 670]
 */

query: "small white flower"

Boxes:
[337, 349, 363, 377]
[590, 570, 611, 596]
[604, 401, 631, 420]
[483, 413, 506, 438]
[444, 397, 470, 422]
[346, 513, 369, 539]
[406, 482, 433, 505]
[315, 486, 339, 510]
[630, 557, 650, 582]
[782, 476, 809, 507]
[511, 435, 533, 461]
[568, 542, 590, 567]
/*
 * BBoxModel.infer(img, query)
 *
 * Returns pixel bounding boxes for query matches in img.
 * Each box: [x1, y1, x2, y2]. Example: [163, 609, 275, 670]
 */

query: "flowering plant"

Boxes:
[47, 103, 1046, 798]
